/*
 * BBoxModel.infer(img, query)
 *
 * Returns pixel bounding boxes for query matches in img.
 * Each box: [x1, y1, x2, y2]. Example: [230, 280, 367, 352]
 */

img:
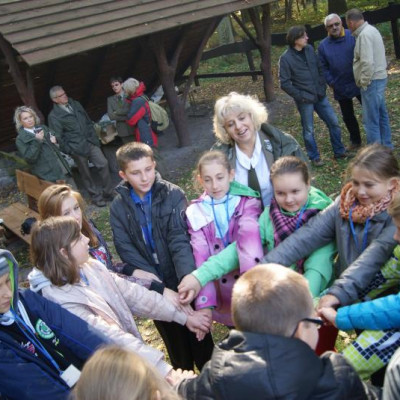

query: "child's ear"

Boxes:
[196, 174, 203, 185]
[119, 170, 127, 182]
[59, 247, 68, 259]
[229, 168, 235, 181]
[388, 177, 399, 191]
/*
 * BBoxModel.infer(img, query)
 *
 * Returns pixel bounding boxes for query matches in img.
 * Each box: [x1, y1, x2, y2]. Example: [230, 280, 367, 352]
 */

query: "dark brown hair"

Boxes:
[38, 185, 98, 247]
[116, 142, 154, 171]
[30, 217, 81, 286]
[270, 156, 310, 185]
[286, 25, 306, 47]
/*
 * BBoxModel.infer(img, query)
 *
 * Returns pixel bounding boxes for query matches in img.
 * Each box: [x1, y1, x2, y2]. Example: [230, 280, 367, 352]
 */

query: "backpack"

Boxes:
[141, 95, 169, 132]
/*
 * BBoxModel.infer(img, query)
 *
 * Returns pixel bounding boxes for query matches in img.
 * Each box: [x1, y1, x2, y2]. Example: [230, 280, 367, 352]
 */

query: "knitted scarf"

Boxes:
[339, 181, 400, 223]
[270, 197, 319, 274]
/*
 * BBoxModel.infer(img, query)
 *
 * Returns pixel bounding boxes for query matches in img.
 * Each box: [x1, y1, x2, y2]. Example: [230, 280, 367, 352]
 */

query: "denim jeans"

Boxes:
[361, 78, 392, 148]
[296, 96, 346, 161]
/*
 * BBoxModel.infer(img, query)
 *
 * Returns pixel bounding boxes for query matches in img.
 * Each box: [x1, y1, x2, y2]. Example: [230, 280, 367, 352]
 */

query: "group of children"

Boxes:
[2, 94, 400, 399]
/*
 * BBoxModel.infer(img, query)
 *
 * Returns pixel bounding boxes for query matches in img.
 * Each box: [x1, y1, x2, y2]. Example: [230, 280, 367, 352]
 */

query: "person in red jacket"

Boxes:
[123, 78, 158, 147]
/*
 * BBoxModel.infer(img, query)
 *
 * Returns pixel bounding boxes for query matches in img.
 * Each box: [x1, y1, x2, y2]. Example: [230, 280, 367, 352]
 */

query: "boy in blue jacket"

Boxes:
[0, 249, 109, 400]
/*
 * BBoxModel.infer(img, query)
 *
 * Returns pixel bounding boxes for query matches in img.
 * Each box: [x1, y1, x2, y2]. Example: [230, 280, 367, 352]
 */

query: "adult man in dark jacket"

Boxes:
[0, 249, 109, 400]
[319, 14, 362, 150]
[178, 264, 379, 400]
[279, 25, 346, 166]
[48, 86, 114, 206]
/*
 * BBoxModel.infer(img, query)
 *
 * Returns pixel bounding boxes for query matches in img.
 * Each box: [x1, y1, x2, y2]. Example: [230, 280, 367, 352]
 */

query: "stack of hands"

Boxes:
[176, 272, 342, 330]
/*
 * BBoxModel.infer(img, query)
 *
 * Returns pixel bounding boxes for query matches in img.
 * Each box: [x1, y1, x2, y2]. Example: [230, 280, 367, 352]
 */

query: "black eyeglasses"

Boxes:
[291, 317, 324, 337]
[326, 21, 341, 29]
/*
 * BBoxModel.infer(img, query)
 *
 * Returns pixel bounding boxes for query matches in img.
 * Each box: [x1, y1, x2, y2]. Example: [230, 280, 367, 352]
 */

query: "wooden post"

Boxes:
[149, 28, 191, 147]
[0, 33, 44, 122]
[389, 2, 400, 59]
[248, 5, 274, 102]
[149, 19, 218, 147]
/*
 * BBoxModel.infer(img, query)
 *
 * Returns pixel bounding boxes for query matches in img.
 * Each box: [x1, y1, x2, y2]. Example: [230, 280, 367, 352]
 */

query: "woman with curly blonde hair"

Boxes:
[212, 92, 307, 207]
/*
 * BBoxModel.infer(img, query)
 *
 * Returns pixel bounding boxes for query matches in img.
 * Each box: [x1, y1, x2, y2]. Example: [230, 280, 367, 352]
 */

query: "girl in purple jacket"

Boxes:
[186, 150, 263, 328]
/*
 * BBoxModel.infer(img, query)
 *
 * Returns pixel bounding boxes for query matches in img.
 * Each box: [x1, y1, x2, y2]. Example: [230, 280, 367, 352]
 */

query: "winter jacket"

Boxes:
[213, 123, 308, 171]
[0, 250, 108, 400]
[110, 175, 195, 291]
[353, 22, 388, 89]
[28, 258, 187, 377]
[187, 181, 263, 326]
[260, 186, 335, 297]
[318, 29, 360, 101]
[336, 245, 400, 331]
[178, 330, 376, 400]
[126, 82, 158, 146]
[48, 98, 100, 157]
[15, 125, 70, 182]
[279, 44, 327, 104]
[262, 196, 397, 305]
[383, 346, 400, 400]
[107, 92, 134, 138]
[192, 187, 335, 298]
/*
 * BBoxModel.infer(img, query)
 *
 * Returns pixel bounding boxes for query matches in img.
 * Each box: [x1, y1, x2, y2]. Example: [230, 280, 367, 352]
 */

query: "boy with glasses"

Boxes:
[178, 264, 378, 399]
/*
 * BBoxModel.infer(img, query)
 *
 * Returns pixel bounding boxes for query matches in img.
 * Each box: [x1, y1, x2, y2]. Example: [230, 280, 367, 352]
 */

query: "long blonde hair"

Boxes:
[73, 346, 182, 400]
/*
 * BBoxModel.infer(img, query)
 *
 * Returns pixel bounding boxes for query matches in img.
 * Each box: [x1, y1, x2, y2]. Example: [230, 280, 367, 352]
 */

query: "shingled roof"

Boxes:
[0, 0, 270, 66]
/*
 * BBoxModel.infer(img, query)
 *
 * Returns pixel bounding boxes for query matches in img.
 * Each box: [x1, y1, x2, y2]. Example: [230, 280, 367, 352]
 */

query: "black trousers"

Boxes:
[153, 319, 214, 371]
[338, 95, 362, 145]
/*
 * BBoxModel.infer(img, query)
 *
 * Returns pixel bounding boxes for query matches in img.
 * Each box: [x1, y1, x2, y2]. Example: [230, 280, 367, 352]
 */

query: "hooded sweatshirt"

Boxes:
[0, 249, 107, 400]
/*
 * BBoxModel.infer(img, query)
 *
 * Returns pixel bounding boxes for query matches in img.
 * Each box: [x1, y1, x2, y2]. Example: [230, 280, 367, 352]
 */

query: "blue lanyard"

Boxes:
[349, 205, 370, 252]
[295, 203, 308, 230]
[11, 310, 62, 374]
[211, 194, 230, 248]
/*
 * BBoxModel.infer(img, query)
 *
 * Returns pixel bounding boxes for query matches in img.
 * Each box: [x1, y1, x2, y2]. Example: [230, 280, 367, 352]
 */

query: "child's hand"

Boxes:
[178, 274, 201, 304]
[317, 294, 340, 310]
[195, 329, 207, 341]
[186, 310, 212, 334]
[318, 307, 338, 327]
[132, 269, 162, 283]
[165, 368, 197, 386]
[163, 288, 194, 316]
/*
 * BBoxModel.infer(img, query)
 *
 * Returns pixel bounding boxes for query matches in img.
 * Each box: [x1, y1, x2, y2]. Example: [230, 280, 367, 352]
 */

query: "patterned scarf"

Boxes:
[270, 197, 319, 274]
[339, 181, 400, 223]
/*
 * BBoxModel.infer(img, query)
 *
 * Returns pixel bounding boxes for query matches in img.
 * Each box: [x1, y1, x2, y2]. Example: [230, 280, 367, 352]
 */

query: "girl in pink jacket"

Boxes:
[186, 150, 263, 327]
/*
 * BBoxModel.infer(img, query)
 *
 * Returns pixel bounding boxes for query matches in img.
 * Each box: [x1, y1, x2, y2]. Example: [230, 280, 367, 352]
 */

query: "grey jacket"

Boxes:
[48, 98, 100, 157]
[213, 122, 308, 170]
[263, 197, 396, 305]
[279, 44, 326, 104]
[107, 93, 134, 138]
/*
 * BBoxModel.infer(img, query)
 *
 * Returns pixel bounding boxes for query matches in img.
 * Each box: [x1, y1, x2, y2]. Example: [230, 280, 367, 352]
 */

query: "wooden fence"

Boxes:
[193, 2, 400, 82]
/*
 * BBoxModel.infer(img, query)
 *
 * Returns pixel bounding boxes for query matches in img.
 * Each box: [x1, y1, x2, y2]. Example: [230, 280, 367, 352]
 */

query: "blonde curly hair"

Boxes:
[213, 92, 268, 145]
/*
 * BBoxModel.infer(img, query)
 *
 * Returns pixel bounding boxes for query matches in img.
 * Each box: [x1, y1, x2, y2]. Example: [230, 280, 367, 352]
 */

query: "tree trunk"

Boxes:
[149, 31, 190, 147]
[285, 0, 294, 21]
[0, 33, 44, 122]
[328, 0, 347, 14]
[248, 5, 274, 102]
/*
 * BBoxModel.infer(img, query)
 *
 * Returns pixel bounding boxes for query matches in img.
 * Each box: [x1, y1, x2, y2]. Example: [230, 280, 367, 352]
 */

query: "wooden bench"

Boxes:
[0, 170, 57, 244]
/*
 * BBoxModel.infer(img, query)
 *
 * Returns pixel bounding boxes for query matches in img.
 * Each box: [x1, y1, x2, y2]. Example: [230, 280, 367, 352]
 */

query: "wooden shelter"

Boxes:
[0, 0, 273, 149]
